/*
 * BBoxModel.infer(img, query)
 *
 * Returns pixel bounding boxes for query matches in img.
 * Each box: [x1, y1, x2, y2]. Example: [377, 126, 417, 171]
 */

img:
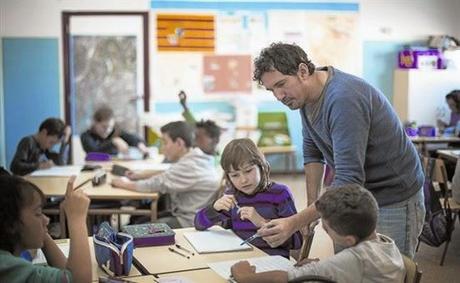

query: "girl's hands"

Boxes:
[213, 194, 238, 211]
[239, 207, 267, 227]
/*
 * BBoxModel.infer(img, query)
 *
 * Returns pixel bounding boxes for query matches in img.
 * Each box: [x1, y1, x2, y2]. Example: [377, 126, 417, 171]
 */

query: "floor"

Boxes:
[272, 173, 460, 283]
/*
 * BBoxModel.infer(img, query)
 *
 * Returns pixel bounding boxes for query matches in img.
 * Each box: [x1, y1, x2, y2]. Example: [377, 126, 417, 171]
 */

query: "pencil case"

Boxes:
[93, 222, 134, 276]
[122, 223, 175, 247]
[86, 152, 112, 161]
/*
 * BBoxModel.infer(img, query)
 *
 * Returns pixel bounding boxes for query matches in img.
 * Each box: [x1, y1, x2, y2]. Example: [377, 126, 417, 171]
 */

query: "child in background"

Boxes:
[80, 106, 149, 157]
[194, 138, 302, 258]
[179, 90, 222, 156]
[0, 175, 91, 283]
[437, 90, 460, 134]
[112, 121, 220, 228]
[10, 118, 71, 176]
[230, 184, 405, 283]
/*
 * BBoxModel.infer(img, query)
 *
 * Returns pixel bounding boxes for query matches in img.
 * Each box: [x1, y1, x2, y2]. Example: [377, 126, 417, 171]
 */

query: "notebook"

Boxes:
[208, 255, 293, 280]
[183, 228, 252, 254]
[30, 165, 82, 177]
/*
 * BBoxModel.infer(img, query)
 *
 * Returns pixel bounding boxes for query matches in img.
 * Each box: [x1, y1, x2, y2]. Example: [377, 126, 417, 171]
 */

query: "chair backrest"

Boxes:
[257, 112, 291, 147]
[298, 220, 320, 261]
[402, 254, 422, 283]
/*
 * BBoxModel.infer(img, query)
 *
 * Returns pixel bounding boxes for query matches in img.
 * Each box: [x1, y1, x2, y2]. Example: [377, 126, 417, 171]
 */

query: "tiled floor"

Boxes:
[272, 173, 460, 283]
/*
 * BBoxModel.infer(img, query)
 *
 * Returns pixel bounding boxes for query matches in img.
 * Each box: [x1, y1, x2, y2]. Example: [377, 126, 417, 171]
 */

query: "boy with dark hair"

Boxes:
[10, 118, 71, 176]
[80, 106, 149, 157]
[179, 91, 222, 155]
[230, 184, 405, 283]
[111, 121, 220, 228]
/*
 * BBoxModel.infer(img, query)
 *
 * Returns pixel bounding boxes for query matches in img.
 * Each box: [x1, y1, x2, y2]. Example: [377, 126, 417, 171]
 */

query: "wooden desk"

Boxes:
[26, 171, 159, 238]
[411, 136, 460, 155]
[156, 225, 334, 283]
[133, 227, 267, 275]
[260, 145, 297, 174]
[437, 149, 460, 163]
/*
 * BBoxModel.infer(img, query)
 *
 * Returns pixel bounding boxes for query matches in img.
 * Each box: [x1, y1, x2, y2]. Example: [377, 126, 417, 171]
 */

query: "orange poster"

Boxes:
[203, 55, 252, 93]
[157, 14, 215, 52]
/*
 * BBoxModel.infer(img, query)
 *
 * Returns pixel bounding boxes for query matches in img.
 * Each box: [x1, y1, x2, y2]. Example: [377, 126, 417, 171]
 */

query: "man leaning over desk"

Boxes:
[254, 42, 425, 259]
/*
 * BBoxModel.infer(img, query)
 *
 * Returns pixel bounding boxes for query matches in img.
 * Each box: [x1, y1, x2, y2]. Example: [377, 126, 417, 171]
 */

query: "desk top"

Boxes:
[410, 136, 460, 143]
[155, 224, 334, 282]
[133, 227, 267, 275]
[25, 171, 158, 200]
[437, 149, 460, 163]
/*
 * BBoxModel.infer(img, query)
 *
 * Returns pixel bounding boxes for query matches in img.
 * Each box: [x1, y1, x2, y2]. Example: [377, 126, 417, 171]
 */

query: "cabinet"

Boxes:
[393, 69, 460, 125]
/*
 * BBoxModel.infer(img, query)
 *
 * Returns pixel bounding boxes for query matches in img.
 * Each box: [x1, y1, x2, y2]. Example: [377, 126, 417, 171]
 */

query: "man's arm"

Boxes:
[305, 162, 325, 206]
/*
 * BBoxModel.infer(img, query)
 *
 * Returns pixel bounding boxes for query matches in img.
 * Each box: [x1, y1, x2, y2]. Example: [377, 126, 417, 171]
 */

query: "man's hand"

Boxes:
[213, 194, 237, 212]
[257, 216, 296, 248]
[231, 261, 256, 282]
[239, 207, 267, 227]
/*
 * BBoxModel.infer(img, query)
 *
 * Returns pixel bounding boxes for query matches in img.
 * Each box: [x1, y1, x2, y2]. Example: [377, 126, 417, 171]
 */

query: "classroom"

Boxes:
[1, 0, 460, 282]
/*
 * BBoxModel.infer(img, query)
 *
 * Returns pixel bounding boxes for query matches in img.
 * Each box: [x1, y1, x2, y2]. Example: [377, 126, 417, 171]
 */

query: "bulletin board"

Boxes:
[151, 2, 360, 100]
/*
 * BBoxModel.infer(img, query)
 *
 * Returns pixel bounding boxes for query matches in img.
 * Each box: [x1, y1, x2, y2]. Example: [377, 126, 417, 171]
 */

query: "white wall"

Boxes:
[361, 0, 460, 41]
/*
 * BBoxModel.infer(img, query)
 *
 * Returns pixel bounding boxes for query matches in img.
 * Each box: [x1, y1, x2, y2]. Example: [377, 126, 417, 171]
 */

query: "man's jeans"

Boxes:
[377, 188, 426, 258]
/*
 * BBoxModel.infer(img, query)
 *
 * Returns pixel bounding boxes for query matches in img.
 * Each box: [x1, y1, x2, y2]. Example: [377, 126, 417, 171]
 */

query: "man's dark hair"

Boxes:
[196, 119, 221, 142]
[93, 106, 114, 122]
[38, 118, 65, 138]
[253, 42, 316, 85]
[0, 175, 46, 253]
[315, 184, 378, 241]
[161, 121, 195, 148]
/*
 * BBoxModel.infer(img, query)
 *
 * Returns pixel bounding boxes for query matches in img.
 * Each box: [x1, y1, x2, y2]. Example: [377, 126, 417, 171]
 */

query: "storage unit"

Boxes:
[393, 69, 460, 126]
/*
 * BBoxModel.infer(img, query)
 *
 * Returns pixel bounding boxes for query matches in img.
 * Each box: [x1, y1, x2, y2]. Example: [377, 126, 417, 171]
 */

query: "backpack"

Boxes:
[419, 158, 454, 247]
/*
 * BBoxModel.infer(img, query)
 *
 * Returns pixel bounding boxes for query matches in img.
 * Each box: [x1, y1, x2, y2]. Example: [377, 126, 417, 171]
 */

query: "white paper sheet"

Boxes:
[128, 162, 171, 171]
[208, 255, 293, 280]
[30, 165, 82, 177]
[183, 228, 252, 254]
[32, 242, 70, 265]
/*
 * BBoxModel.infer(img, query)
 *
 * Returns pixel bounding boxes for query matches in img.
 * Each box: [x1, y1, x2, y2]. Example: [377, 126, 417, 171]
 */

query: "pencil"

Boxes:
[73, 178, 92, 191]
[168, 247, 190, 259]
[175, 244, 195, 255]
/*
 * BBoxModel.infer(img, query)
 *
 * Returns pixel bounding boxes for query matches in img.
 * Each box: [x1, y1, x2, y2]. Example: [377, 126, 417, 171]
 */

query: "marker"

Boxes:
[175, 244, 195, 256]
[168, 247, 190, 259]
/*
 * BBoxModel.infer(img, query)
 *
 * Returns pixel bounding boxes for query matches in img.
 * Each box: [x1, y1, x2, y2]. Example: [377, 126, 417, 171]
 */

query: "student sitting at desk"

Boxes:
[230, 184, 405, 283]
[0, 175, 91, 283]
[179, 90, 222, 156]
[80, 106, 149, 157]
[111, 121, 220, 228]
[10, 118, 71, 176]
[194, 138, 302, 258]
[437, 90, 460, 134]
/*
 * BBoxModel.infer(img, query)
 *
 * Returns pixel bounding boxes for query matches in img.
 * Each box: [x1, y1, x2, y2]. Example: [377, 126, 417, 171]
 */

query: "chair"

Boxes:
[257, 112, 297, 174]
[297, 220, 320, 261]
[420, 157, 458, 265]
[402, 254, 422, 283]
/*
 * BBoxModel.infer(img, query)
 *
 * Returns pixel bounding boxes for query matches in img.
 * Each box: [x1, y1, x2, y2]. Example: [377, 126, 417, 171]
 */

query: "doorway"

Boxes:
[62, 12, 150, 163]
